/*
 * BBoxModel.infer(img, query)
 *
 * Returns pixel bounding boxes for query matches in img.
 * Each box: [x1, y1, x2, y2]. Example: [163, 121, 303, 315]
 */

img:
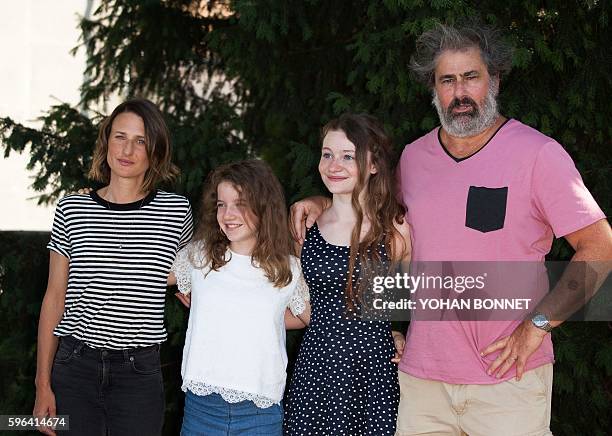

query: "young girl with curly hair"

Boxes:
[168, 159, 310, 435]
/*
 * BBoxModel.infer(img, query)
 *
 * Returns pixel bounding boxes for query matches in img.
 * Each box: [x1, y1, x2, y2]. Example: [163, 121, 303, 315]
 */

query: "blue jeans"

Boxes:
[51, 335, 165, 436]
[181, 391, 283, 436]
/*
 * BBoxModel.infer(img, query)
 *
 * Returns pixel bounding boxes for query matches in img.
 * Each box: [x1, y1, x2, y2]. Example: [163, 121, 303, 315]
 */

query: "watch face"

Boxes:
[533, 314, 548, 327]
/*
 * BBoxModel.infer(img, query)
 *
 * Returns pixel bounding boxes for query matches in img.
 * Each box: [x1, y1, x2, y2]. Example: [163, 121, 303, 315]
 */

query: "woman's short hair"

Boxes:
[88, 98, 179, 192]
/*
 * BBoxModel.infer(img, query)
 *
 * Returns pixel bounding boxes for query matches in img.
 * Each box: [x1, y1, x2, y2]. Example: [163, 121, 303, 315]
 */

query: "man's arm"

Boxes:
[537, 218, 612, 326]
[289, 196, 331, 244]
[482, 218, 612, 380]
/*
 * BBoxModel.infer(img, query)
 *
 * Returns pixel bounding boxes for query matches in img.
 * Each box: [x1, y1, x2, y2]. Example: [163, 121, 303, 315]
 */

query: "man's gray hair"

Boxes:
[410, 22, 514, 87]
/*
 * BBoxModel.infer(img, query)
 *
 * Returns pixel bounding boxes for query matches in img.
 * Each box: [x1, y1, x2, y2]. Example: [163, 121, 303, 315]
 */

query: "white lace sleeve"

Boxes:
[171, 243, 196, 294]
[288, 269, 310, 316]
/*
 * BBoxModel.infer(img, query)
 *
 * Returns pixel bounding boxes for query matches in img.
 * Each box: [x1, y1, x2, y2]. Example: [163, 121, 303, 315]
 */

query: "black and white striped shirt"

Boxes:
[48, 189, 193, 349]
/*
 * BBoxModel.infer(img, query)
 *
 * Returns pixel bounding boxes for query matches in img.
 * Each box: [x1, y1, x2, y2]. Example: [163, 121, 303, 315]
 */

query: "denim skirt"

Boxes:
[181, 391, 283, 435]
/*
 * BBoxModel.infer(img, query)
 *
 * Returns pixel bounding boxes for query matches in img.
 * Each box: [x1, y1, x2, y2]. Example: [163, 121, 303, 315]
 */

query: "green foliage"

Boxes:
[0, 233, 48, 423]
[551, 322, 612, 435]
[2, 0, 609, 215]
[0, 106, 98, 205]
[0, 1, 610, 435]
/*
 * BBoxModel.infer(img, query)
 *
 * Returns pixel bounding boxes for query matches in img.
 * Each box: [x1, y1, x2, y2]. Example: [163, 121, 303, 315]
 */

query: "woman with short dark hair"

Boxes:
[33, 98, 193, 436]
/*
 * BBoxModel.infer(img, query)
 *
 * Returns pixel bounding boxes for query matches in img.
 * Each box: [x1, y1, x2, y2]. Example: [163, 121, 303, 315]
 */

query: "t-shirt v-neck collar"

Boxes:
[437, 118, 511, 163]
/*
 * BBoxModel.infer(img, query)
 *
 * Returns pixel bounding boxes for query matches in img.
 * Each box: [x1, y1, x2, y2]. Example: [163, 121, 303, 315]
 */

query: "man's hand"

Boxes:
[391, 331, 406, 364]
[481, 319, 548, 381]
[290, 196, 330, 244]
[33, 386, 57, 435]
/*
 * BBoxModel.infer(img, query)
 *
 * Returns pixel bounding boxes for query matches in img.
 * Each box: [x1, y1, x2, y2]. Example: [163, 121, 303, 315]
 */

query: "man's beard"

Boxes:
[432, 81, 499, 138]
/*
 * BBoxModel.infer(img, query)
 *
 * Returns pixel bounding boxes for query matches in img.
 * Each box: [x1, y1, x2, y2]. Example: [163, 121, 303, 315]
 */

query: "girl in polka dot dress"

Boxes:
[284, 113, 411, 435]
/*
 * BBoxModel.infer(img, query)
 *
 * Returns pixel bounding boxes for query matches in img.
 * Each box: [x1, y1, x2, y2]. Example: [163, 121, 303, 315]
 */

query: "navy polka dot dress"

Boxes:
[284, 223, 399, 435]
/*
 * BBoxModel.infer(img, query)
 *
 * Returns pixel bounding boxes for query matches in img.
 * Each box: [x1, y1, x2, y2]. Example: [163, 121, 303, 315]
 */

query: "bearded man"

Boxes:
[389, 22, 611, 435]
[291, 22, 612, 436]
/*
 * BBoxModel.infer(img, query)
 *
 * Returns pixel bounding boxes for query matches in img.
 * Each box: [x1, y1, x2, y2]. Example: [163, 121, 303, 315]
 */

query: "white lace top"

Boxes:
[171, 241, 309, 408]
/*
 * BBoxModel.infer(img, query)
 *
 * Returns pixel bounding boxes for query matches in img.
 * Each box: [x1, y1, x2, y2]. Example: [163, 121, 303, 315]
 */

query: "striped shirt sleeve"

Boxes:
[178, 203, 194, 251]
[47, 200, 71, 258]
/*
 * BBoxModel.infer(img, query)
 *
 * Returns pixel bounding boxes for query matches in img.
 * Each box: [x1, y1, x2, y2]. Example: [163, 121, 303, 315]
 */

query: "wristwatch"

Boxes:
[530, 312, 553, 333]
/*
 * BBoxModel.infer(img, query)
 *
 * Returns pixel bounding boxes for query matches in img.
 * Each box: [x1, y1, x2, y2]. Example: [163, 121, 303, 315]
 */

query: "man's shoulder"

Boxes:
[401, 127, 439, 156]
[502, 119, 556, 147]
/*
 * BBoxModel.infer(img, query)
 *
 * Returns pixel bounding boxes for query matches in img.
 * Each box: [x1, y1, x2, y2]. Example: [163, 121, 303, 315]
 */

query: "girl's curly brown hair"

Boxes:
[191, 159, 293, 288]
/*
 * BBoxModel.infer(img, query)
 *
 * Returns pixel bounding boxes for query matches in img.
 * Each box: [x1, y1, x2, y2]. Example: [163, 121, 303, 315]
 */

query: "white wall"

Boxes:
[0, 0, 91, 230]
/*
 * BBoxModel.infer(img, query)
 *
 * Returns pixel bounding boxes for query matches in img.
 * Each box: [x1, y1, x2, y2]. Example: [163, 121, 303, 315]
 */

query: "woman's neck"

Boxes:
[327, 192, 368, 224]
[99, 178, 148, 204]
[319, 192, 371, 246]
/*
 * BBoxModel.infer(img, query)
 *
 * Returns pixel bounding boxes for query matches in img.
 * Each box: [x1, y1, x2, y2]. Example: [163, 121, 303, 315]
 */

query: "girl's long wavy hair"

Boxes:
[321, 114, 407, 309]
[191, 159, 293, 288]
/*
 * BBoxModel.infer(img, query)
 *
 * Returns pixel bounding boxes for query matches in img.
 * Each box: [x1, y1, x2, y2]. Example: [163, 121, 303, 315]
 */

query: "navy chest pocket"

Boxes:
[465, 186, 508, 233]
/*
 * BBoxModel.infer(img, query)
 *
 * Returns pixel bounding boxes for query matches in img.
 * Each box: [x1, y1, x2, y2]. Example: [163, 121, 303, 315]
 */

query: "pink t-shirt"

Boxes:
[397, 119, 606, 384]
